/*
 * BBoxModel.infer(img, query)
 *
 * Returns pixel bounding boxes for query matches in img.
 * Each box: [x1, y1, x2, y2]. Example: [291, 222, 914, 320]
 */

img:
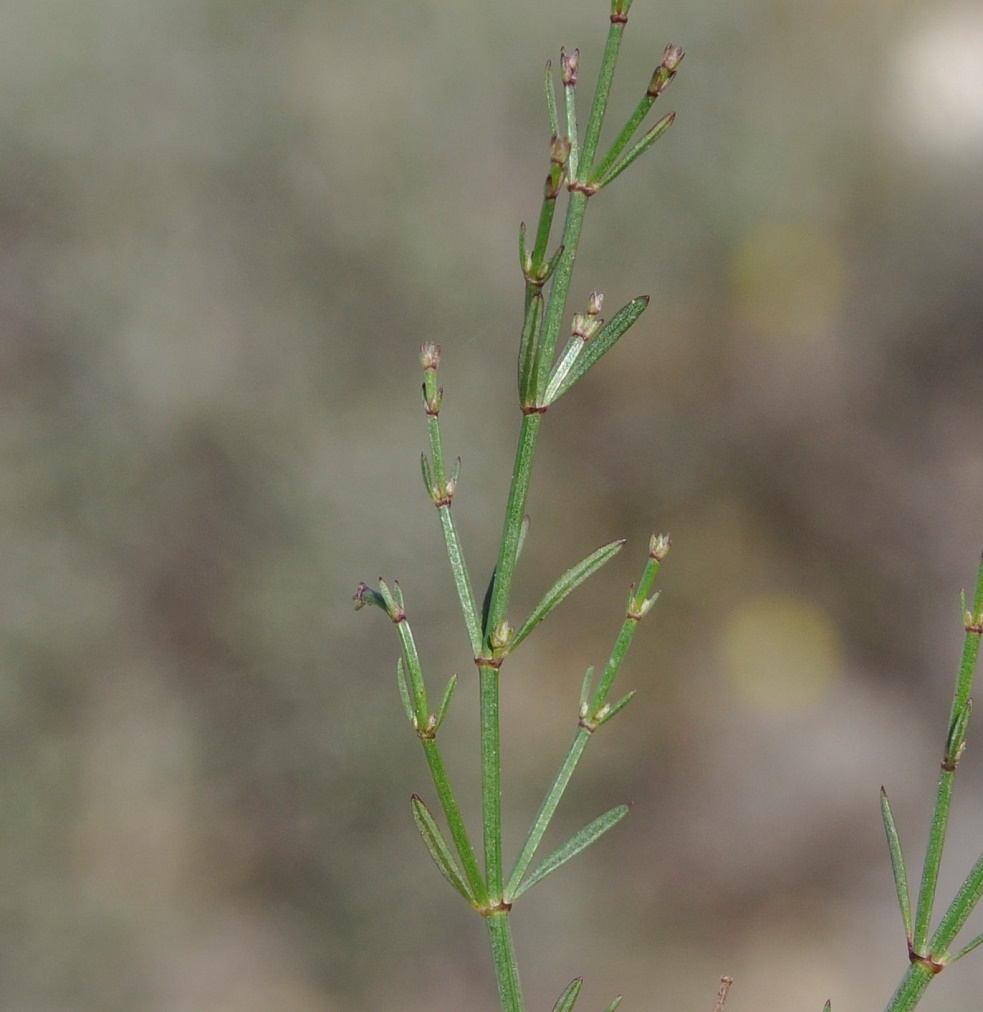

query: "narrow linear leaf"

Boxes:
[881, 786, 913, 942]
[542, 242, 565, 284]
[516, 514, 530, 564]
[411, 794, 476, 904]
[543, 332, 587, 404]
[435, 674, 458, 730]
[544, 59, 559, 139]
[420, 452, 435, 498]
[602, 997, 623, 1012]
[594, 689, 635, 728]
[548, 297, 649, 403]
[579, 665, 595, 710]
[822, 1003, 831, 1012]
[551, 977, 583, 1012]
[480, 564, 496, 634]
[509, 539, 625, 653]
[518, 291, 545, 405]
[928, 844, 983, 954]
[593, 111, 676, 191]
[512, 803, 630, 900]
[953, 929, 983, 962]
[396, 657, 414, 725]
[519, 221, 531, 274]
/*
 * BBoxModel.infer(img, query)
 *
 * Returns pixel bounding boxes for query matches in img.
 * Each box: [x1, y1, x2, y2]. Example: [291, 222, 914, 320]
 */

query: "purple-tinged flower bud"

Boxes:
[420, 343, 441, 370]
[587, 290, 604, 317]
[662, 43, 684, 73]
[560, 47, 579, 87]
[647, 44, 684, 98]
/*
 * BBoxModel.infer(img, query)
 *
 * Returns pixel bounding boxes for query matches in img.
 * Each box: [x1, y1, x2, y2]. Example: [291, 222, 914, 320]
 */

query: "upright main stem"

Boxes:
[476, 13, 632, 1009]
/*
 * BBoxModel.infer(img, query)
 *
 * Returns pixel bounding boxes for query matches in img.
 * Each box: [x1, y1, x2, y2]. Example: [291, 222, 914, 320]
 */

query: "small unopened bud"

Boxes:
[571, 312, 602, 343]
[647, 44, 684, 98]
[550, 134, 571, 166]
[420, 343, 441, 370]
[423, 384, 443, 416]
[560, 47, 579, 87]
[587, 290, 604, 317]
[490, 620, 513, 650]
[649, 532, 671, 561]
[662, 43, 685, 73]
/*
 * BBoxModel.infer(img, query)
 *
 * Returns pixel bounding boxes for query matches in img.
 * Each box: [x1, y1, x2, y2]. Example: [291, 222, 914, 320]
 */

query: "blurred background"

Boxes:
[2, 0, 983, 1009]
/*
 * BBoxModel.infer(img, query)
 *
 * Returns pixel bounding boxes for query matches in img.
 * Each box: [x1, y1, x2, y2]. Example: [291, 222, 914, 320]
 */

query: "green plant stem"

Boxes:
[423, 355, 483, 656]
[358, 8, 683, 1008]
[912, 554, 983, 953]
[592, 543, 664, 707]
[436, 501, 483, 657]
[421, 737, 488, 904]
[884, 961, 935, 1012]
[484, 413, 542, 645]
[479, 661, 506, 898]
[912, 771, 955, 953]
[487, 908, 524, 1012]
[885, 552, 983, 1011]
[579, 14, 628, 175]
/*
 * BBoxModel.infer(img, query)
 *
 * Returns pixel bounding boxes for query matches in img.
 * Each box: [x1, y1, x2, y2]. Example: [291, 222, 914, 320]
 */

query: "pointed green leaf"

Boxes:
[953, 928, 983, 962]
[880, 787, 912, 943]
[480, 564, 496, 634]
[545, 60, 559, 139]
[595, 690, 635, 728]
[946, 697, 972, 767]
[411, 794, 476, 904]
[435, 674, 458, 730]
[543, 332, 587, 404]
[602, 997, 623, 1012]
[396, 657, 414, 725]
[579, 665, 595, 710]
[387, 579, 405, 612]
[547, 297, 649, 403]
[518, 292, 545, 406]
[542, 242, 565, 283]
[593, 111, 676, 190]
[822, 1003, 831, 1012]
[512, 803, 630, 900]
[551, 977, 583, 1012]
[508, 539, 626, 653]
[517, 514, 530, 564]
[519, 221, 532, 276]
[927, 844, 983, 955]
[420, 452, 435, 499]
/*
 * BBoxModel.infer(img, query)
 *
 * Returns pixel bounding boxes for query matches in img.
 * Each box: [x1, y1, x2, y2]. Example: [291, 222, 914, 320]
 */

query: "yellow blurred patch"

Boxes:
[721, 594, 842, 712]
[729, 221, 845, 342]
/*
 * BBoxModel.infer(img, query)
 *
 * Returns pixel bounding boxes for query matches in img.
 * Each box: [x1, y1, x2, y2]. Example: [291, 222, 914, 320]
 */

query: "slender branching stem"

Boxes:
[421, 737, 488, 904]
[885, 551, 983, 1011]
[357, 5, 684, 1009]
